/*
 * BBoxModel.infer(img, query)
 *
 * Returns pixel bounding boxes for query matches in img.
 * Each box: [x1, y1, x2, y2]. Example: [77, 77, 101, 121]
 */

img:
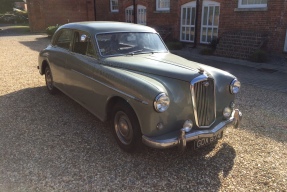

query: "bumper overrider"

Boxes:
[142, 109, 242, 150]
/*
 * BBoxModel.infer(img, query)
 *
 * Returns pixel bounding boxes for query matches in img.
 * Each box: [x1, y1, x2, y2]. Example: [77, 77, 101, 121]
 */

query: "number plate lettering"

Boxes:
[194, 131, 223, 150]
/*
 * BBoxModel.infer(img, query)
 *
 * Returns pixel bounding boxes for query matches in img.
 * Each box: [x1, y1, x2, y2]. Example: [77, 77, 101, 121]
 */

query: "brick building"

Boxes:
[27, 0, 287, 56]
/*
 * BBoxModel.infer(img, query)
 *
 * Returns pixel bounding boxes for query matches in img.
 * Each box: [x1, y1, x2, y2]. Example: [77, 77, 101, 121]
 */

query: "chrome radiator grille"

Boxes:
[191, 77, 216, 128]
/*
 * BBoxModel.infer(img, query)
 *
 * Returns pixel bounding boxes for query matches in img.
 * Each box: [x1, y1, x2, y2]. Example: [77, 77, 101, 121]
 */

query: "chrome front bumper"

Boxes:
[142, 109, 242, 150]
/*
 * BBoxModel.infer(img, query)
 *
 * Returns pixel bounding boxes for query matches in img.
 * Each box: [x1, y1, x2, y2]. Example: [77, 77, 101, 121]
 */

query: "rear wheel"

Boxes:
[112, 102, 142, 153]
[44, 66, 58, 94]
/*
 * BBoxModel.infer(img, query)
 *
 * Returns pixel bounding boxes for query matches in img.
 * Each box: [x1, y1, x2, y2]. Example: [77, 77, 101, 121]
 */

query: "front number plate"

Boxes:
[194, 131, 223, 150]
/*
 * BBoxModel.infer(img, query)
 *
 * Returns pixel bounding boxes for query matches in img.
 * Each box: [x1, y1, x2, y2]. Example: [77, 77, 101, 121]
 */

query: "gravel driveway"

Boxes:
[0, 25, 286, 191]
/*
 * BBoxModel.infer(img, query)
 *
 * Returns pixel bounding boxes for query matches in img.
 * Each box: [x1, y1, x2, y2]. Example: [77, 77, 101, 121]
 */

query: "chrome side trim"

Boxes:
[71, 69, 149, 105]
[190, 74, 216, 128]
[142, 109, 242, 149]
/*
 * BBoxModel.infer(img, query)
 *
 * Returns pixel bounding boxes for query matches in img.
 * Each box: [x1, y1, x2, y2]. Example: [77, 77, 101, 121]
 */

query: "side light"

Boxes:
[223, 107, 232, 119]
[154, 93, 170, 113]
[182, 120, 193, 132]
[230, 79, 241, 94]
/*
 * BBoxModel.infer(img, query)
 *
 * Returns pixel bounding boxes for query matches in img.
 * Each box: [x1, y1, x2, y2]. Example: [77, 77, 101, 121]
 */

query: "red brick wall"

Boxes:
[219, 0, 287, 52]
[27, 0, 95, 32]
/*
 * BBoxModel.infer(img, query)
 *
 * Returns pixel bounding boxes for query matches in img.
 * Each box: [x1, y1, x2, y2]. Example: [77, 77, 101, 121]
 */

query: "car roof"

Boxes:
[59, 21, 157, 34]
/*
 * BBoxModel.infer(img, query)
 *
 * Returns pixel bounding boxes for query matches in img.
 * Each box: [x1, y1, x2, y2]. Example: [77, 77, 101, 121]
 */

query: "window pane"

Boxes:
[242, 0, 248, 4]
[186, 8, 191, 25]
[111, 0, 119, 11]
[181, 27, 186, 40]
[56, 30, 72, 49]
[207, 28, 212, 42]
[202, 27, 207, 42]
[208, 6, 214, 25]
[214, 6, 219, 26]
[190, 27, 195, 41]
[186, 27, 190, 41]
[182, 8, 186, 25]
[158, 0, 170, 9]
[213, 28, 218, 38]
[203, 7, 208, 25]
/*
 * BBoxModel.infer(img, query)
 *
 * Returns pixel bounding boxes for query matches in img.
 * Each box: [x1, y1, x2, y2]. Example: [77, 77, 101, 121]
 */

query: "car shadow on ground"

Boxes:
[19, 36, 50, 52]
[0, 87, 236, 191]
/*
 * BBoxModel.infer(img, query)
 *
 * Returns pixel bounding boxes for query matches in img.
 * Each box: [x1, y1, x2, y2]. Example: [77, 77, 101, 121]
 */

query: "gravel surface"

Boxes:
[0, 26, 286, 191]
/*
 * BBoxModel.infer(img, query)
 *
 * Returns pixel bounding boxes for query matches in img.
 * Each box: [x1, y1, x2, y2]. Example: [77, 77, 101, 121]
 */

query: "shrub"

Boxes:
[209, 37, 219, 50]
[250, 49, 267, 63]
[165, 41, 183, 50]
[46, 25, 60, 36]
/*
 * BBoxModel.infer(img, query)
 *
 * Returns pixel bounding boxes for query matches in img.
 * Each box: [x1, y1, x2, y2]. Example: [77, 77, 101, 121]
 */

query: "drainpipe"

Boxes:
[193, 0, 200, 48]
[94, 0, 96, 20]
[133, 0, 137, 24]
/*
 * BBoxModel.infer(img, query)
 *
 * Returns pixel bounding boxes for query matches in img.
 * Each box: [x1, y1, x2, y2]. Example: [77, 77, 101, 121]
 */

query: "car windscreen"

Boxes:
[96, 32, 168, 56]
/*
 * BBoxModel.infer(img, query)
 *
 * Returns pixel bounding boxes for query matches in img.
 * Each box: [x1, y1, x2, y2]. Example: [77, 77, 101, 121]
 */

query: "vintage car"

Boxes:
[38, 21, 242, 152]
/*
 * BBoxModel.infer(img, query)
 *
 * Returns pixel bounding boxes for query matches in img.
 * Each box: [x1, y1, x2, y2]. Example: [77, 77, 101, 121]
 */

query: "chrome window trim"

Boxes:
[190, 73, 216, 128]
[71, 69, 149, 105]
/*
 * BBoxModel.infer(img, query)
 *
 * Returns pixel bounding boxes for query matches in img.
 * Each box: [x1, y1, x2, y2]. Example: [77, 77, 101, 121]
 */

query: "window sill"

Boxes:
[154, 10, 170, 13]
[234, 7, 268, 12]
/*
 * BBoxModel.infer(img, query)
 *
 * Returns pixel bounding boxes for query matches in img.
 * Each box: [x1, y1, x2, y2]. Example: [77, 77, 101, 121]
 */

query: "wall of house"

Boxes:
[27, 0, 95, 32]
[26, 0, 287, 54]
[219, 0, 287, 53]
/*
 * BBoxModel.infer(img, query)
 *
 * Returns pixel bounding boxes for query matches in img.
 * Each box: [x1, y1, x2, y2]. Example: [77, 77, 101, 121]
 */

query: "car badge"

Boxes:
[198, 68, 204, 74]
[203, 81, 209, 87]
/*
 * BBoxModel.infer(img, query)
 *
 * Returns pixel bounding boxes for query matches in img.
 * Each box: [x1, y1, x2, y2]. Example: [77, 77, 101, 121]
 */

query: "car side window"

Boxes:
[72, 31, 96, 57]
[55, 29, 73, 50]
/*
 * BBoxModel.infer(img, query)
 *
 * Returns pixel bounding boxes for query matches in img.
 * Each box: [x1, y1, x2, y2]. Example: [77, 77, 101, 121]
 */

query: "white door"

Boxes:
[201, 1, 220, 43]
[180, 2, 196, 42]
[125, 5, 147, 25]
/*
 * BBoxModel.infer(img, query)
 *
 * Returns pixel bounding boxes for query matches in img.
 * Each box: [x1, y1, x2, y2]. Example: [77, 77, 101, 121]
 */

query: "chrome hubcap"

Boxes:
[114, 111, 133, 145]
[45, 69, 53, 90]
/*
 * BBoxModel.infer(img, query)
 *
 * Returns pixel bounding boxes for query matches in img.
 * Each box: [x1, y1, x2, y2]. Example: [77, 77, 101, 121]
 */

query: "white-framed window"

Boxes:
[156, 0, 170, 11]
[125, 6, 134, 23]
[180, 2, 196, 42]
[137, 5, 147, 25]
[110, 0, 119, 12]
[284, 29, 287, 52]
[200, 1, 220, 44]
[238, 0, 267, 8]
[125, 5, 147, 25]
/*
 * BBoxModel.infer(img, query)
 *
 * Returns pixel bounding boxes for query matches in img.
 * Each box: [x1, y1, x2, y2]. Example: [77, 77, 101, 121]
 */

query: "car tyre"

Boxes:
[112, 102, 142, 153]
[45, 66, 58, 94]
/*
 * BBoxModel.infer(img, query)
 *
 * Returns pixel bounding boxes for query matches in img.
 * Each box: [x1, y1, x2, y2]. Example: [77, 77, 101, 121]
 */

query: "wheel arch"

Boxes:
[41, 60, 49, 75]
[106, 96, 142, 131]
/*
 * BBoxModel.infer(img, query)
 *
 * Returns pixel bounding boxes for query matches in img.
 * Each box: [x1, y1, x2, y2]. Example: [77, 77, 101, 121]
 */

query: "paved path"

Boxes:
[173, 49, 287, 93]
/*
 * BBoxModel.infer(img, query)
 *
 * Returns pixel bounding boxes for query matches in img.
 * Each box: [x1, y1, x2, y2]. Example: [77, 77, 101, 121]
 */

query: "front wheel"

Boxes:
[112, 102, 142, 153]
[44, 66, 58, 94]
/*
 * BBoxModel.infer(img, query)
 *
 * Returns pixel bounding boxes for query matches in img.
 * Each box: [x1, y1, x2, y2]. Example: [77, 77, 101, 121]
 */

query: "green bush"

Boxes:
[46, 25, 60, 36]
[165, 41, 183, 50]
[250, 49, 267, 63]
[209, 37, 219, 50]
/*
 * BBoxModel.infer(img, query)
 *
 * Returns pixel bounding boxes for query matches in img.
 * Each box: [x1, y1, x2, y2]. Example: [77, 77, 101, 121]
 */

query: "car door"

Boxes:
[64, 30, 104, 114]
[49, 29, 73, 90]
